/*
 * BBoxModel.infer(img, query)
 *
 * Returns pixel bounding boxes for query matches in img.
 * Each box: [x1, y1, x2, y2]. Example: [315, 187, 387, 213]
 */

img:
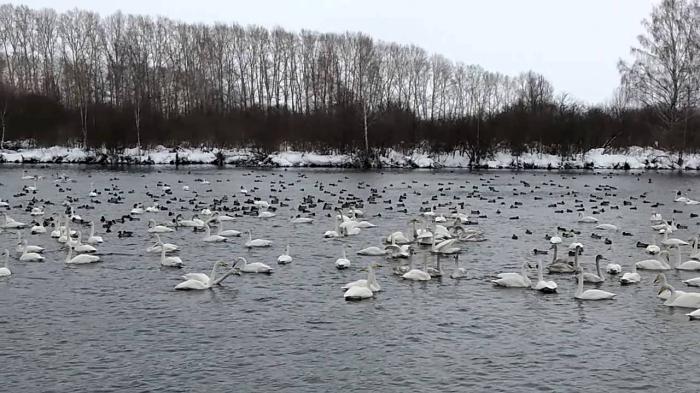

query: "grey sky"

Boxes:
[10, 0, 657, 104]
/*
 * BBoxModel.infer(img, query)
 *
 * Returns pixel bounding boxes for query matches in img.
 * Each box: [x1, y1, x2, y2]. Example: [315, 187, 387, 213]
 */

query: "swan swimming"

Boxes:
[574, 267, 615, 300]
[65, 245, 100, 264]
[635, 250, 671, 270]
[175, 261, 237, 290]
[493, 262, 531, 288]
[0, 250, 11, 277]
[402, 254, 431, 281]
[86, 222, 103, 244]
[619, 263, 640, 285]
[244, 231, 272, 248]
[342, 263, 381, 292]
[658, 284, 700, 308]
[147, 219, 174, 233]
[277, 244, 293, 264]
[532, 258, 557, 293]
[234, 256, 273, 274]
[335, 247, 351, 269]
[160, 246, 184, 268]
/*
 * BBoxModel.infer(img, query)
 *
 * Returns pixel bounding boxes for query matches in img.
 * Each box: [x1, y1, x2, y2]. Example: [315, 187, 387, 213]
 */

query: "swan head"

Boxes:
[595, 255, 608, 263]
[653, 273, 667, 285]
[658, 283, 675, 296]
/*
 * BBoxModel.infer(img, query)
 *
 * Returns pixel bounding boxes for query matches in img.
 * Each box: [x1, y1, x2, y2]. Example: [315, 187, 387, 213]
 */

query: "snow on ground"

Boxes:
[1, 143, 699, 170]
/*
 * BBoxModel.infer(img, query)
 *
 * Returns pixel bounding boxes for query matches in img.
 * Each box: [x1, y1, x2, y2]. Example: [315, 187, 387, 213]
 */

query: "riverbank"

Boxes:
[0, 144, 696, 170]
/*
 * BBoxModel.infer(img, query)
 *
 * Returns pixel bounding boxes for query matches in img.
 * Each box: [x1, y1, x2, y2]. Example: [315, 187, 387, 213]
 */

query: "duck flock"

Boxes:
[2, 168, 700, 320]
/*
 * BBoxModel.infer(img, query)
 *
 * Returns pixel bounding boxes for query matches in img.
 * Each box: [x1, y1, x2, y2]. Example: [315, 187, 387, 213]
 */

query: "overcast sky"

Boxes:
[10, 0, 658, 104]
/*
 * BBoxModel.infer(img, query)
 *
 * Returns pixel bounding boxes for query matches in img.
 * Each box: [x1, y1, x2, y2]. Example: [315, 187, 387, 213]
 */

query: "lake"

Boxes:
[1, 166, 699, 392]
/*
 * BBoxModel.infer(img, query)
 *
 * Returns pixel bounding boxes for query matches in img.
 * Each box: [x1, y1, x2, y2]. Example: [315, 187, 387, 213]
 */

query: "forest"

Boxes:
[0, 0, 698, 165]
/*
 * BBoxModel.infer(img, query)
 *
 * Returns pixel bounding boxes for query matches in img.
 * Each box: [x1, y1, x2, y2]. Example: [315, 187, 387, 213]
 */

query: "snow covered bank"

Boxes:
[0, 144, 698, 170]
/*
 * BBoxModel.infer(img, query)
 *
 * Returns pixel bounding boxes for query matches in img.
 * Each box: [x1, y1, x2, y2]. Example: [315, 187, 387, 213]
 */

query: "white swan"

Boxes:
[402, 259, 431, 281]
[335, 247, 351, 269]
[686, 309, 700, 320]
[244, 231, 272, 248]
[532, 258, 557, 293]
[582, 255, 607, 283]
[216, 221, 241, 237]
[619, 264, 640, 285]
[660, 230, 689, 247]
[0, 249, 11, 276]
[257, 210, 276, 218]
[148, 219, 174, 233]
[175, 214, 205, 229]
[493, 262, 531, 288]
[683, 277, 700, 287]
[659, 284, 700, 308]
[147, 234, 179, 253]
[323, 219, 342, 238]
[65, 245, 100, 264]
[595, 223, 618, 231]
[87, 222, 103, 244]
[234, 256, 273, 274]
[431, 237, 460, 255]
[175, 261, 236, 290]
[72, 231, 97, 253]
[578, 213, 598, 223]
[654, 273, 682, 300]
[31, 221, 46, 234]
[674, 245, 700, 271]
[450, 255, 467, 279]
[202, 221, 227, 243]
[574, 267, 615, 300]
[2, 214, 26, 229]
[291, 217, 314, 224]
[343, 285, 374, 301]
[357, 246, 386, 256]
[635, 250, 671, 270]
[277, 244, 293, 264]
[30, 206, 44, 216]
[386, 231, 411, 245]
[160, 246, 183, 268]
[342, 263, 381, 292]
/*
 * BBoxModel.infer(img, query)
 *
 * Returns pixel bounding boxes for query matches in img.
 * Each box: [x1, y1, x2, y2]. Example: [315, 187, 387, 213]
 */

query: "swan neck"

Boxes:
[576, 269, 583, 296]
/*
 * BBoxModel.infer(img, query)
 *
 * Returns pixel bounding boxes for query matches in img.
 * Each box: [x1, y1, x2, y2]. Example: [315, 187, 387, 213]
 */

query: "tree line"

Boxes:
[0, 1, 697, 164]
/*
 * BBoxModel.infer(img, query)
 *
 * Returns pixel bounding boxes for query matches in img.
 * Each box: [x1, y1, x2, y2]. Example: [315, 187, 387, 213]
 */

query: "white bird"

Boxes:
[402, 256, 431, 281]
[215, 220, 241, 237]
[0, 249, 11, 276]
[386, 231, 411, 245]
[660, 230, 688, 247]
[257, 210, 276, 218]
[245, 230, 272, 248]
[619, 264, 641, 285]
[72, 231, 97, 253]
[175, 214, 205, 229]
[291, 217, 313, 224]
[147, 219, 174, 233]
[323, 220, 342, 238]
[635, 250, 672, 270]
[493, 262, 531, 288]
[335, 247, 351, 269]
[277, 244, 293, 264]
[30, 206, 44, 216]
[19, 248, 44, 262]
[357, 246, 386, 256]
[431, 238, 460, 255]
[582, 255, 607, 283]
[574, 267, 615, 300]
[686, 309, 700, 320]
[532, 258, 557, 293]
[659, 284, 700, 308]
[450, 255, 467, 279]
[147, 234, 179, 253]
[654, 273, 681, 300]
[202, 221, 227, 243]
[30, 221, 46, 234]
[160, 246, 183, 268]
[234, 256, 273, 274]
[342, 263, 381, 292]
[683, 277, 700, 287]
[605, 263, 621, 275]
[595, 223, 618, 231]
[673, 245, 700, 271]
[65, 245, 100, 264]
[175, 261, 235, 290]
[577, 213, 598, 223]
[2, 214, 26, 229]
[87, 222, 103, 244]
[343, 285, 373, 301]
